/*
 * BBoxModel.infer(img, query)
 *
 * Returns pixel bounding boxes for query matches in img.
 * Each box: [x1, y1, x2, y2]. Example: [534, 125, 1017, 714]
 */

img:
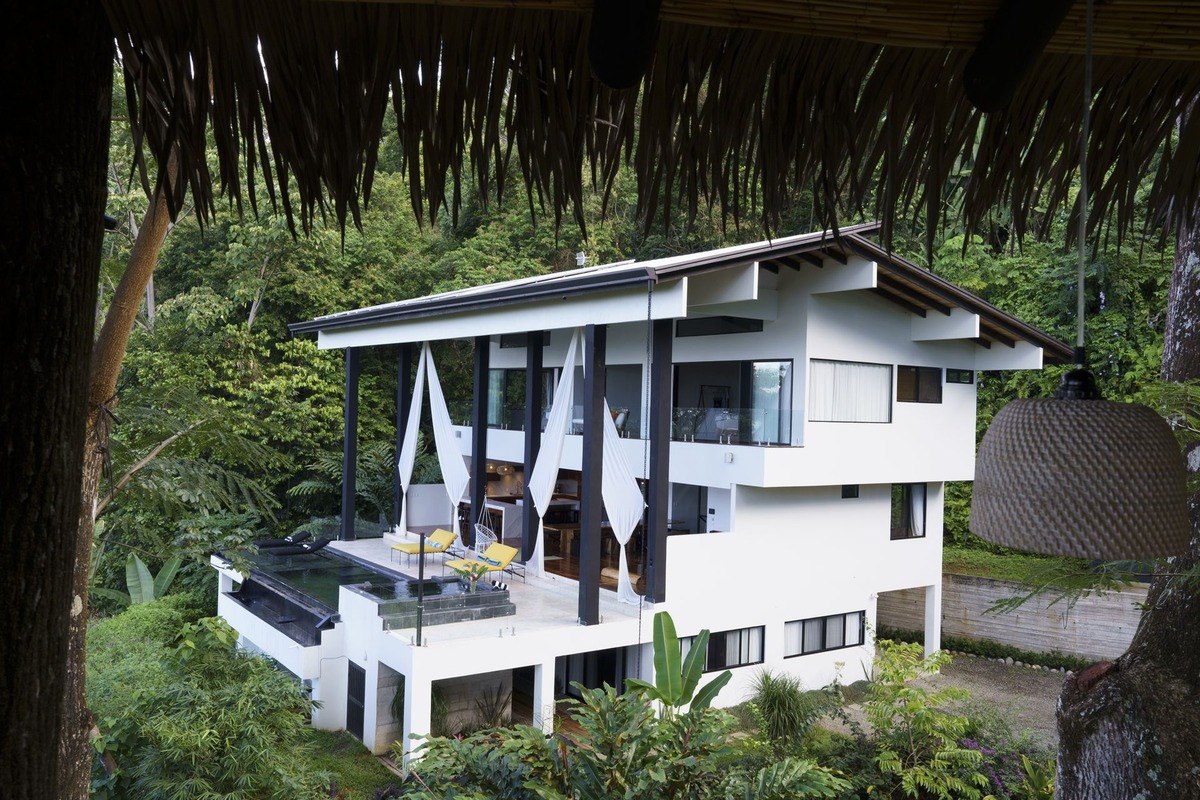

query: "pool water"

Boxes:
[358, 580, 476, 601]
[248, 550, 411, 611]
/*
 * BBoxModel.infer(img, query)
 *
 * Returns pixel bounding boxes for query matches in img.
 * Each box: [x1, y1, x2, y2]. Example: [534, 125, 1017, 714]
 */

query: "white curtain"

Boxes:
[394, 343, 471, 550]
[527, 330, 582, 576]
[601, 397, 646, 604]
[784, 620, 803, 656]
[424, 344, 471, 544]
[808, 359, 892, 423]
[909, 483, 926, 538]
[395, 347, 428, 535]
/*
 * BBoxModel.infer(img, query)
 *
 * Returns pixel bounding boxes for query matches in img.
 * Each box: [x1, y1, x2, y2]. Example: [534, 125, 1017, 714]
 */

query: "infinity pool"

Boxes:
[247, 549, 411, 611]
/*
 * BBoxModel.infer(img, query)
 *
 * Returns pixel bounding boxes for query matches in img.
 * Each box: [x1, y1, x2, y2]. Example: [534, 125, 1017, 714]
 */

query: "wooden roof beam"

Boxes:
[824, 248, 848, 265]
[872, 287, 928, 318]
[876, 273, 953, 316]
[964, 0, 1075, 112]
[980, 323, 1017, 348]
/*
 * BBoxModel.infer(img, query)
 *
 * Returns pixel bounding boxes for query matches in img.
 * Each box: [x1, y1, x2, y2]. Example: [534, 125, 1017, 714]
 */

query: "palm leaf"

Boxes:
[126, 553, 155, 604]
[90, 586, 132, 608]
[651, 611, 682, 704]
[679, 628, 709, 703]
[153, 555, 183, 599]
[690, 669, 731, 712]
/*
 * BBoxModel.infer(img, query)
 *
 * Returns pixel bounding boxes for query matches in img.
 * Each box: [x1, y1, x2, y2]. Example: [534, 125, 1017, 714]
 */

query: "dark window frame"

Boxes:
[890, 483, 928, 540]
[841, 484, 860, 499]
[946, 368, 974, 385]
[679, 625, 766, 672]
[785, 611, 867, 658]
[897, 365, 943, 404]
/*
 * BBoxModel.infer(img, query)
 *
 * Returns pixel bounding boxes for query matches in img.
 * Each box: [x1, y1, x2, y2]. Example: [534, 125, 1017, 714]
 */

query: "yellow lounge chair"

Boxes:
[443, 542, 524, 582]
[390, 528, 457, 564]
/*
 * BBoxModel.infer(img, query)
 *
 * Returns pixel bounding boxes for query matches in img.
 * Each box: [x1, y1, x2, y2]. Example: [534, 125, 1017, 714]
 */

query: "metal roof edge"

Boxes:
[290, 222, 885, 336]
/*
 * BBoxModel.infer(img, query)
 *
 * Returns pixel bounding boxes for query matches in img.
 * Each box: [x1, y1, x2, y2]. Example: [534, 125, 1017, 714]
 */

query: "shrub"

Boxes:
[91, 612, 328, 800]
[747, 669, 834, 746]
[863, 641, 990, 800]
[878, 625, 1090, 671]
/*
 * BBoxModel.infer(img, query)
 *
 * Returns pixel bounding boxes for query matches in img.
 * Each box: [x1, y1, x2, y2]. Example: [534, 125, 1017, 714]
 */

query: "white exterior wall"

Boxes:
[473, 259, 980, 488]
[661, 482, 944, 703]
[216, 254, 1053, 758]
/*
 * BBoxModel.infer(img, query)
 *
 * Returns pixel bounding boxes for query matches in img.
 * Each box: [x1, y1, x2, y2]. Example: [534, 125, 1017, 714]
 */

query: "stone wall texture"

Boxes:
[877, 573, 1149, 662]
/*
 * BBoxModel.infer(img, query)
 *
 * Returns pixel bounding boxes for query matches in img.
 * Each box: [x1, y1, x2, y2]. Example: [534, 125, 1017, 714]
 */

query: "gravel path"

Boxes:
[825, 654, 1068, 751]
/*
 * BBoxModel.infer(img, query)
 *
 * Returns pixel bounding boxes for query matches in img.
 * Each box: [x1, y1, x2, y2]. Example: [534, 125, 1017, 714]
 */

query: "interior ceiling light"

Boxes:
[970, 0, 1189, 560]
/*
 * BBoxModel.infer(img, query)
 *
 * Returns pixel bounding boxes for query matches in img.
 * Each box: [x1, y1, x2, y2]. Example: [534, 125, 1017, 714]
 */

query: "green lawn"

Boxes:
[306, 729, 401, 798]
[942, 543, 1081, 583]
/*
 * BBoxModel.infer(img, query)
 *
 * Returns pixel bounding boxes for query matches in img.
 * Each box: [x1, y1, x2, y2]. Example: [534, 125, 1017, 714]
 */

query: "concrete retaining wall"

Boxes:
[877, 572, 1148, 662]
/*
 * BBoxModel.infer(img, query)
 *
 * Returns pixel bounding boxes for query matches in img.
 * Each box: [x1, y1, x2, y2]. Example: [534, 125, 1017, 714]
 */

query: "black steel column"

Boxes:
[469, 336, 491, 547]
[392, 344, 415, 530]
[341, 347, 362, 541]
[646, 320, 672, 602]
[579, 324, 606, 625]
[522, 331, 545, 559]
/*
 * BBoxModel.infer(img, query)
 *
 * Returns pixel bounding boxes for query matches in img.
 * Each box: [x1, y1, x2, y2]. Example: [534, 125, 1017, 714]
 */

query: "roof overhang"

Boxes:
[291, 223, 1071, 365]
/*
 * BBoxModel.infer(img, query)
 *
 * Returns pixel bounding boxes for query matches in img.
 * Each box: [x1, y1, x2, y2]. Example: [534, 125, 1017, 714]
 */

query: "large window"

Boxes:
[488, 368, 555, 428]
[680, 626, 765, 672]
[672, 359, 793, 445]
[808, 359, 893, 423]
[891, 483, 927, 540]
[897, 365, 943, 403]
[785, 611, 865, 657]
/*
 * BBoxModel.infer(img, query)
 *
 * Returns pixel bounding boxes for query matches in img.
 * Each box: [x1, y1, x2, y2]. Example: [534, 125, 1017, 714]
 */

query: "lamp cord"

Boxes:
[1076, 0, 1093, 364]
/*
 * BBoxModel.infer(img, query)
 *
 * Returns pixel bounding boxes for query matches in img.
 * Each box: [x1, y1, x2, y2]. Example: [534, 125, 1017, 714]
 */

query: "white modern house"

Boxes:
[211, 222, 1069, 759]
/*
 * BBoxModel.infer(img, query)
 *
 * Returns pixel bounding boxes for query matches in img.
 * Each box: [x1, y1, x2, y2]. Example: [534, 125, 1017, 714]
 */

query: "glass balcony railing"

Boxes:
[447, 401, 798, 444]
[448, 401, 644, 437]
[671, 407, 794, 446]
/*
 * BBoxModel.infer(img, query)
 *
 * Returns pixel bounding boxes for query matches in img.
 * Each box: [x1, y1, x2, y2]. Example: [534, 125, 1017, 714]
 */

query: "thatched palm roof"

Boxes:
[105, 0, 1200, 248]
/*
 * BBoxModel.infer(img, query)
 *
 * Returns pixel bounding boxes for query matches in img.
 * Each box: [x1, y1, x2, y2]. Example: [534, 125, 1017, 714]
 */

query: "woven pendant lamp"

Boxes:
[969, 0, 1190, 560]
[971, 370, 1189, 559]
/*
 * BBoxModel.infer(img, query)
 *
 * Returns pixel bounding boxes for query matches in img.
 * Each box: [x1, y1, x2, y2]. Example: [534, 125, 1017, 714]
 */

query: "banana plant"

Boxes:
[91, 552, 183, 607]
[626, 610, 731, 716]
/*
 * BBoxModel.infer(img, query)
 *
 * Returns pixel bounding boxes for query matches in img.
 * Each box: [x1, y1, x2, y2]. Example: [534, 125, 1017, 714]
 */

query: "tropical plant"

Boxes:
[748, 668, 836, 746]
[625, 610, 732, 717]
[289, 436, 441, 526]
[1018, 754, 1056, 799]
[863, 640, 990, 800]
[733, 757, 851, 800]
[91, 614, 328, 800]
[91, 552, 183, 608]
[449, 561, 491, 592]
[472, 683, 512, 729]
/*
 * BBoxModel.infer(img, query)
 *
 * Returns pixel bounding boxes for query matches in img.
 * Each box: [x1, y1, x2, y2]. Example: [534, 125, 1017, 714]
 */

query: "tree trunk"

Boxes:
[1055, 222, 1200, 799]
[58, 150, 179, 799]
[0, 4, 112, 800]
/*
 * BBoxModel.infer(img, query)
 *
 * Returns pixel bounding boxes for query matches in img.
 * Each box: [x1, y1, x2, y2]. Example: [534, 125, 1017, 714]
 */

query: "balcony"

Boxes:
[670, 406, 796, 447]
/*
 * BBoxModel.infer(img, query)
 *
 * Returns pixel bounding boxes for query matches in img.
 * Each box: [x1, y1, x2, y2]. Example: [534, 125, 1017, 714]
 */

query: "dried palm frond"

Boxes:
[103, 0, 1200, 249]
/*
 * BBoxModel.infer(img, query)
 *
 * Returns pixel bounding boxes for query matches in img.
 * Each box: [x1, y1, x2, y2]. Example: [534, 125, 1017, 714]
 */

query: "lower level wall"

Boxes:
[877, 572, 1148, 662]
[433, 669, 513, 735]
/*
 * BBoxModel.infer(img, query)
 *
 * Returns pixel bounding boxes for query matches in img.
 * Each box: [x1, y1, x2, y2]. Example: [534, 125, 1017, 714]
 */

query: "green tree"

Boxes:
[863, 641, 989, 800]
[91, 612, 327, 800]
